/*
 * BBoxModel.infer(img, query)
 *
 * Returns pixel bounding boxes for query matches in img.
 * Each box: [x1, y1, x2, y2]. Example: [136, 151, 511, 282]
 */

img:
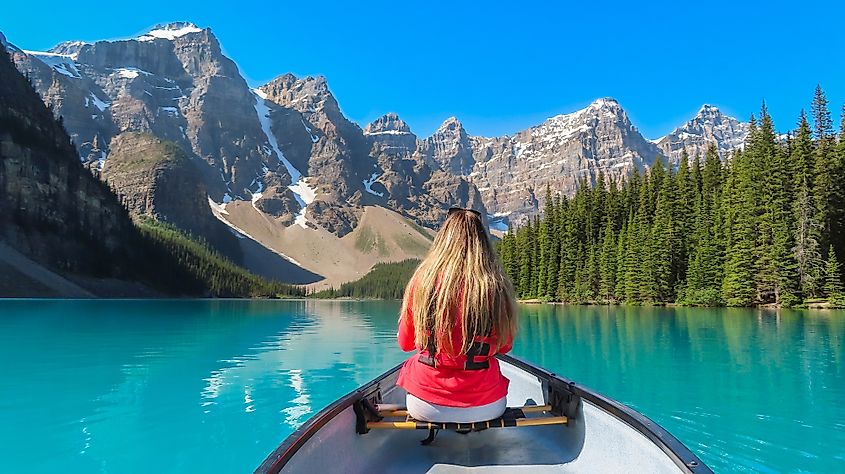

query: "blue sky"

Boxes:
[3, 0, 843, 138]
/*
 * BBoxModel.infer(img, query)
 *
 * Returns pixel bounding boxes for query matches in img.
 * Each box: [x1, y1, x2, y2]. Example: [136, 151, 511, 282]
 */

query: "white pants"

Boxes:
[406, 393, 507, 423]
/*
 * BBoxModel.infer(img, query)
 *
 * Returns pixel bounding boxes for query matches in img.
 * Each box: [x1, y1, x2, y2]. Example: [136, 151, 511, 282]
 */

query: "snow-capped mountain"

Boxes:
[7, 23, 479, 235]
[4, 22, 750, 285]
[655, 104, 749, 164]
[416, 99, 665, 221]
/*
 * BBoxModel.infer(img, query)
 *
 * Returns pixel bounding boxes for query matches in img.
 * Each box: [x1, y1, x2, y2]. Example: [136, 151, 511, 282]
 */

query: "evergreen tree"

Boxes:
[537, 186, 554, 298]
[791, 112, 824, 297]
[624, 209, 641, 302]
[824, 245, 845, 308]
[794, 183, 824, 298]
[517, 222, 534, 297]
[599, 218, 617, 302]
[651, 166, 677, 301]
[545, 194, 561, 298]
[833, 107, 845, 269]
[722, 150, 757, 306]
[811, 86, 835, 257]
[674, 151, 693, 283]
[615, 219, 628, 300]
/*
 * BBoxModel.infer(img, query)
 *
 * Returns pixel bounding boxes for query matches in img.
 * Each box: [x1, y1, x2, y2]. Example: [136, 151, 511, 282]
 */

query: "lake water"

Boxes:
[0, 300, 842, 473]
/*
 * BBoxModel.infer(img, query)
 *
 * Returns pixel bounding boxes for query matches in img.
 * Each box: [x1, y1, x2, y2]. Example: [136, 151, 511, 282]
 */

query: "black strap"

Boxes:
[420, 428, 438, 445]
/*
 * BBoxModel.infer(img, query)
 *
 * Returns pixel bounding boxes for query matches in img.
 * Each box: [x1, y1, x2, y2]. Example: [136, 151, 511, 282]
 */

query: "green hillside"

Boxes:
[137, 218, 304, 298]
[311, 259, 420, 299]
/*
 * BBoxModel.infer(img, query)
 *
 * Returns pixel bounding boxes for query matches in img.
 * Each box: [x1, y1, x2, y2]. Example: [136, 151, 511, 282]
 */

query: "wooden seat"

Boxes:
[367, 404, 568, 431]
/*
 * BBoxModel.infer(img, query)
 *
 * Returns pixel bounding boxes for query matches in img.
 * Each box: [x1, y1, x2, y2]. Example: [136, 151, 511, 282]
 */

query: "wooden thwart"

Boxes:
[367, 414, 568, 431]
[368, 404, 567, 431]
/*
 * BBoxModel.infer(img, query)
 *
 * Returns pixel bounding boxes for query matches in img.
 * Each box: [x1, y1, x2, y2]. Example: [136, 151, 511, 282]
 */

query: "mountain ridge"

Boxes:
[4, 22, 750, 286]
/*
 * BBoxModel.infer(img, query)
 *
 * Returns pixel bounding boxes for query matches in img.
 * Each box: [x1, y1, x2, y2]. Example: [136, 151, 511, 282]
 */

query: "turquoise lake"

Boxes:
[0, 300, 843, 473]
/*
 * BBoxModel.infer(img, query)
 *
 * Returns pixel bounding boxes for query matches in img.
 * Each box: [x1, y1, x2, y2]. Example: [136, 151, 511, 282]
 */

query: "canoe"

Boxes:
[256, 354, 712, 473]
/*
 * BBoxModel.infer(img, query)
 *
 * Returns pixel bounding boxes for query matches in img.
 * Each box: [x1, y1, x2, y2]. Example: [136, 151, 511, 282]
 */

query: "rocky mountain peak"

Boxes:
[698, 103, 718, 114]
[48, 41, 88, 58]
[585, 97, 626, 118]
[437, 116, 464, 132]
[655, 104, 748, 163]
[0, 31, 20, 53]
[364, 112, 412, 135]
[421, 116, 474, 175]
[692, 104, 731, 124]
[259, 73, 336, 114]
[543, 97, 628, 132]
[590, 97, 621, 109]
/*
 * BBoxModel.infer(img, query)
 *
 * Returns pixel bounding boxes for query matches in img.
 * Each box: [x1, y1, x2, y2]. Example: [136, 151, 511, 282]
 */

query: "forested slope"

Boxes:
[498, 88, 845, 308]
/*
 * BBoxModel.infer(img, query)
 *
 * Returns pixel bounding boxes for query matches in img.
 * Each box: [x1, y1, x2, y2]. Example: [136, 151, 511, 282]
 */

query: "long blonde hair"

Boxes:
[401, 209, 517, 355]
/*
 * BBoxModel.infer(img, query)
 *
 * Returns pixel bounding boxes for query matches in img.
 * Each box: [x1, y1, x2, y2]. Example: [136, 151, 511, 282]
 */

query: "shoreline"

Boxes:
[2, 295, 839, 310]
[516, 298, 839, 310]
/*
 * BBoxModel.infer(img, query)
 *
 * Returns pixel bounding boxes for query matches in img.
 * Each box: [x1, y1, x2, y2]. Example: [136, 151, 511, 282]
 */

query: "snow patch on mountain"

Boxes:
[252, 90, 316, 228]
[364, 130, 412, 136]
[114, 67, 152, 79]
[301, 119, 319, 143]
[138, 23, 202, 42]
[24, 50, 81, 78]
[362, 172, 384, 197]
[86, 93, 110, 112]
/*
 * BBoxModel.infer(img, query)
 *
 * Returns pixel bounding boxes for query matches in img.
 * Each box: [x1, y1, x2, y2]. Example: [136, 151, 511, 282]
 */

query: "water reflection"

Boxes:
[513, 304, 845, 473]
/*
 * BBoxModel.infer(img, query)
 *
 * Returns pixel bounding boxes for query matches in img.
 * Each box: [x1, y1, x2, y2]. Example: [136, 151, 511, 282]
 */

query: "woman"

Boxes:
[396, 207, 518, 423]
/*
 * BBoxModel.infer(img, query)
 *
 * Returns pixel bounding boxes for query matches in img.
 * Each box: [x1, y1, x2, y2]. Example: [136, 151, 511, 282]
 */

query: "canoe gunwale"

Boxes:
[255, 355, 712, 474]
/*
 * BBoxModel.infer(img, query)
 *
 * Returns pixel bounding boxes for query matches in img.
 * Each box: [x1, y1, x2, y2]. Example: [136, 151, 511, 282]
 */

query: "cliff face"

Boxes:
[101, 132, 240, 255]
[363, 113, 488, 229]
[0, 46, 137, 276]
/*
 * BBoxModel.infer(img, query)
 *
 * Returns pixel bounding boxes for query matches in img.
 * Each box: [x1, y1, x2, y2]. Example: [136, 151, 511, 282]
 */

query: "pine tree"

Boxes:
[651, 167, 677, 302]
[624, 210, 641, 303]
[536, 186, 555, 298]
[598, 218, 617, 302]
[722, 149, 757, 306]
[832, 107, 845, 272]
[768, 145, 800, 307]
[811, 86, 835, 257]
[751, 104, 780, 302]
[615, 219, 628, 300]
[544, 194, 561, 299]
[674, 151, 693, 283]
[791, 112, 824, 297]
[794, 183, 824, 298]
[824, 245, 845, 308]
[517, 222, 534, 298]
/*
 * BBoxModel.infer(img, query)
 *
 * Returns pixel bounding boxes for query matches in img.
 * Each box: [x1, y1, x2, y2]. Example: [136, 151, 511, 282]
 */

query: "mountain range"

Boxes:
[2, 23, 750, 288]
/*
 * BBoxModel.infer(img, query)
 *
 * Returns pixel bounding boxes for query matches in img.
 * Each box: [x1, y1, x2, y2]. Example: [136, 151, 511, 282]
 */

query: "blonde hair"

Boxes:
[401, 209, 517, 355]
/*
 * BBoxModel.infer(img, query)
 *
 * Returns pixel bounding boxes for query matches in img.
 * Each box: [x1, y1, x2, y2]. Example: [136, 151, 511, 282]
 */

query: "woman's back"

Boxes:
[395, 207, 517, 420]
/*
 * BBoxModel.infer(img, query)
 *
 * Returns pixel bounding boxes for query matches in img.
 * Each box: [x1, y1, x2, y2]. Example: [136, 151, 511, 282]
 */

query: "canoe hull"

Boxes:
[257, 355, 711, 473]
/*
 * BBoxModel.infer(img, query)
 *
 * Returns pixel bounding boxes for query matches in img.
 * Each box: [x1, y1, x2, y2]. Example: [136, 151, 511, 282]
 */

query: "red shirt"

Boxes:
[395, 288, 512, 408]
